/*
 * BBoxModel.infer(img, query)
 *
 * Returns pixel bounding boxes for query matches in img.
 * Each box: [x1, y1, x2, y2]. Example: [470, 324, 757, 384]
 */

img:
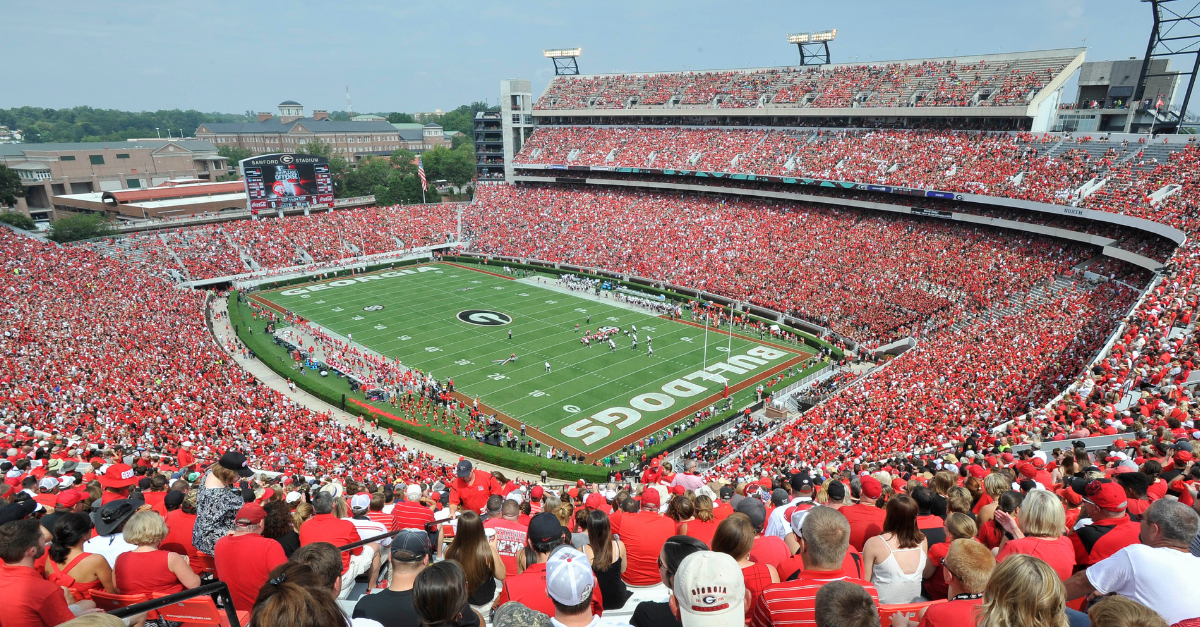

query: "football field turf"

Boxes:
[253, 262, 812, 458]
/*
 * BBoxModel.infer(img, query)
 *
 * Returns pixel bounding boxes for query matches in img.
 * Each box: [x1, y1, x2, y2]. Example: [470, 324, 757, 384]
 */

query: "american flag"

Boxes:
[417, 157, 427, 191]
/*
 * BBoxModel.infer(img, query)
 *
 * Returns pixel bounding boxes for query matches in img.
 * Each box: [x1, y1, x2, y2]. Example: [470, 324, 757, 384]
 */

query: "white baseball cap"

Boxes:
[285, 491, 302, 504]
[546, 546, 594, 607]
[38, 477, 59, 491]
[673, 551, 747, 626]
[406, 484, 423, 499]
[350, 493, 370, 511]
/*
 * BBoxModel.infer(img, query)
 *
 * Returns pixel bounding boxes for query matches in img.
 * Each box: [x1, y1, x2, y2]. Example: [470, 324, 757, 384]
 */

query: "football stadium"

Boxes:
[3, 4, 1200, 626]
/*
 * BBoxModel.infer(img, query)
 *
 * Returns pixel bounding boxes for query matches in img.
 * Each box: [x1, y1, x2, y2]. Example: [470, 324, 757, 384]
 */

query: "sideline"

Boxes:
[208, 295, 562, 484]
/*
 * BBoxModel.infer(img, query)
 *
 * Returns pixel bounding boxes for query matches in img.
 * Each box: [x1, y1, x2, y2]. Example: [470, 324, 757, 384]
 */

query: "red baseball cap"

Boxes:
[1085, 480, 1128, 512]
[860, 476, 882, 499]
[98, 464, 138, 489]
[56, 490, 83, 508]
[235, 504, 267, 525]
[1031, 457, 1045, 468]
[585, 492, 606, 509]
[530, 486, 544, 500]
[670, 485, 685, 495]
[640, 488, 661, 508]
[890, 478, 907, 493]
[1056, 487, 1082, 507]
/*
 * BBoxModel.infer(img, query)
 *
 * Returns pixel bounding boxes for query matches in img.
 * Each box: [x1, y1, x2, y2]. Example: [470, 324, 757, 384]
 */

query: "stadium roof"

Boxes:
[198, 118, 396, 134]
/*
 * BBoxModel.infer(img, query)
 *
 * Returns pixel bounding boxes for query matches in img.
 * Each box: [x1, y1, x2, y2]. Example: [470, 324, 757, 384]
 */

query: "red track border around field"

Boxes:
[245, 262, 815, 461]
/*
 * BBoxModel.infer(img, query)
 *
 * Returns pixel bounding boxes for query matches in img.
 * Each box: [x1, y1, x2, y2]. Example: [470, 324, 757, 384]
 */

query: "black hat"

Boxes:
[734, 497, 767, 530]
[456, 460, 473, 480]
[0, 499, 37, 526]
[719, 485, 734, 499]
[164, 490, 185, 510]
[219, 451, 255, 478]
[528, 512, 562, 544]
[792, 475, 814, 493]
[94, 499, 137, 536]
[391, 529, 432, 561]
[826, 481, 847, 501]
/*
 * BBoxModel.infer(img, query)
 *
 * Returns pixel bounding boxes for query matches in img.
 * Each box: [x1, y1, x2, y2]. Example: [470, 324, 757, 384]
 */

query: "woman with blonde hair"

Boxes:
[863, 494, 927, 604]
[679, 495, 719, 546]
[922, 512, 977, 600]
[994, 488, 1074, 580]
[976, 554, 1069, 627]
[946, 487, 974, 518]
[1087, 595, 1168, 627]
[291, 502, 314, 533]
[114, 511, 201, 596]
[441, 510, 505, 615]
[975, 472, 1011, 523]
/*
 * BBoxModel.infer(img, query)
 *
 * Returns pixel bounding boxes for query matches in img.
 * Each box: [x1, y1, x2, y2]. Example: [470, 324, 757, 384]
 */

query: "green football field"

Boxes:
[254, 262, 811, 457]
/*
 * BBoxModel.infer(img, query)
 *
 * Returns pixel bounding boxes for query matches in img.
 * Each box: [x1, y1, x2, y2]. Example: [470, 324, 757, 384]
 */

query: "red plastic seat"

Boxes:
[190, 552, 217, 576]
[90, 591, 150, 611]
[152, 593, 249, 627]
[878, 600, 945, 625]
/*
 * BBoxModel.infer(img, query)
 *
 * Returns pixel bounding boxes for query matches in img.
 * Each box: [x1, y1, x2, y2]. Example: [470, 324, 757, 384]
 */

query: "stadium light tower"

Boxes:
[787, 29, 836, 66]
[1129, 0, 1200, 133]
[544, 48, 582, 75]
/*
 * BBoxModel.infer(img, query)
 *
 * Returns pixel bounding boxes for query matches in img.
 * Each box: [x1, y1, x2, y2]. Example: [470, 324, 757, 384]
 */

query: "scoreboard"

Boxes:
[240, 153, 334, 211]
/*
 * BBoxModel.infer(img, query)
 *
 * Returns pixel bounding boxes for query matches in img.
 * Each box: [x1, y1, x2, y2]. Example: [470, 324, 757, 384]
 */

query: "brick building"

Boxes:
[194, 101, 447, 161]
[0, 139, 227, 220]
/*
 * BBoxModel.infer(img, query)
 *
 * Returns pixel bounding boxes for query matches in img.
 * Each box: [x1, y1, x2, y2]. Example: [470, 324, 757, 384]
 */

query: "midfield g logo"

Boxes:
[457, 310, 512, 326]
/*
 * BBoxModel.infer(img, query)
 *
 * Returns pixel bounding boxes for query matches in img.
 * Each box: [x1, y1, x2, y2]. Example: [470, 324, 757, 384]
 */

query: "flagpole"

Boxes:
[702, 304, 709, 372]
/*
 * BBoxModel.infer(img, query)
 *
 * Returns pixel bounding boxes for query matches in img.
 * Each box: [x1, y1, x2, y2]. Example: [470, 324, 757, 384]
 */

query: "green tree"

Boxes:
[451, 132, 475, 152]
[389, 149, 418, 176]
[0, 106, 249, 143]
[217, 145, 253, 168]
[386, 112, 414, 124]
[420, 145, 475, 188]
[295, 138, 332, 158]
[0, 211, 36, 230]
[47, 213, 117, 243]
[0, 164, 26, 207]
[340, 156, 393, 197]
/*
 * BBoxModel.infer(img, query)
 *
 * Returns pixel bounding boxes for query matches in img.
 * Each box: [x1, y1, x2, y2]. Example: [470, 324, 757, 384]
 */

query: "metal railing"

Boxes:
[108, 581, 240, 627]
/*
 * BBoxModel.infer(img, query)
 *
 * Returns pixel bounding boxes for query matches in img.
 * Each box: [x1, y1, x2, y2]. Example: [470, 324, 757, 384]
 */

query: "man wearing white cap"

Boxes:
[669, 551, 748, 626]
[347, 492, 390, 548]
[546, 546, 601, 627]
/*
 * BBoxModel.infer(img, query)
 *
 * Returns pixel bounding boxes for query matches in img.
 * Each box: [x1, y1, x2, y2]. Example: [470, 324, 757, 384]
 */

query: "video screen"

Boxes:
[242, 154, 333, 210]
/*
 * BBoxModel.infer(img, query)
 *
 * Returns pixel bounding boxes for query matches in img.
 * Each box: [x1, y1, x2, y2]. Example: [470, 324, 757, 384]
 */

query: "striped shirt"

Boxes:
[750, 568, 878, 627]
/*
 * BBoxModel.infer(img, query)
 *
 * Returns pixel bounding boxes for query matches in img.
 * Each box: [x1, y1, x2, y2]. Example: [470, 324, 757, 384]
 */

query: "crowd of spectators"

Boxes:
[93, 204, 459, 282]
[536, 55, 1074, 111]
[467, 184, 1104, 345]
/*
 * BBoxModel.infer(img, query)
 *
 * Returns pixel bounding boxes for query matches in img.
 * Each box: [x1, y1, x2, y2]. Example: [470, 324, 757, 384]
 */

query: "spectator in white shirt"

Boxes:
[83, 500, 139, 569]
[1065, 499, 1200, 626]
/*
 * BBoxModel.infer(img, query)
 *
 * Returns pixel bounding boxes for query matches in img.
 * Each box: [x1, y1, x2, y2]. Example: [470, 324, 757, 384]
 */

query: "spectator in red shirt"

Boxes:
[922, 512, 977, 600]
[114, 511, 201, 597]
[0, 518, 80, 627]
[679, 495, 720, 547]
[97, 463, 138, 506]
[737, 498, 789, 571]
[618, 489, 678, 587]
[993, 489, 1075, 581]
[495, 512, 603, 617]
[841, 476, 886, 552]
[751, 507, 879, 627]
[391, 484, 436, 532]
[297, 492, 379, 599]
[483, 499, 528, 576]
[714, 485, 736, 521]
[896, 538, 997, 627]
[449, 461, 502, 516]
[214, 503, 287, 612]
[1071, 479, 1141, 567]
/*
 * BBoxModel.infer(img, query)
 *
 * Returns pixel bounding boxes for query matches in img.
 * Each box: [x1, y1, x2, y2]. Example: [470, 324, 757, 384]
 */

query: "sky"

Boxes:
[1, 0, 1168, 114]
